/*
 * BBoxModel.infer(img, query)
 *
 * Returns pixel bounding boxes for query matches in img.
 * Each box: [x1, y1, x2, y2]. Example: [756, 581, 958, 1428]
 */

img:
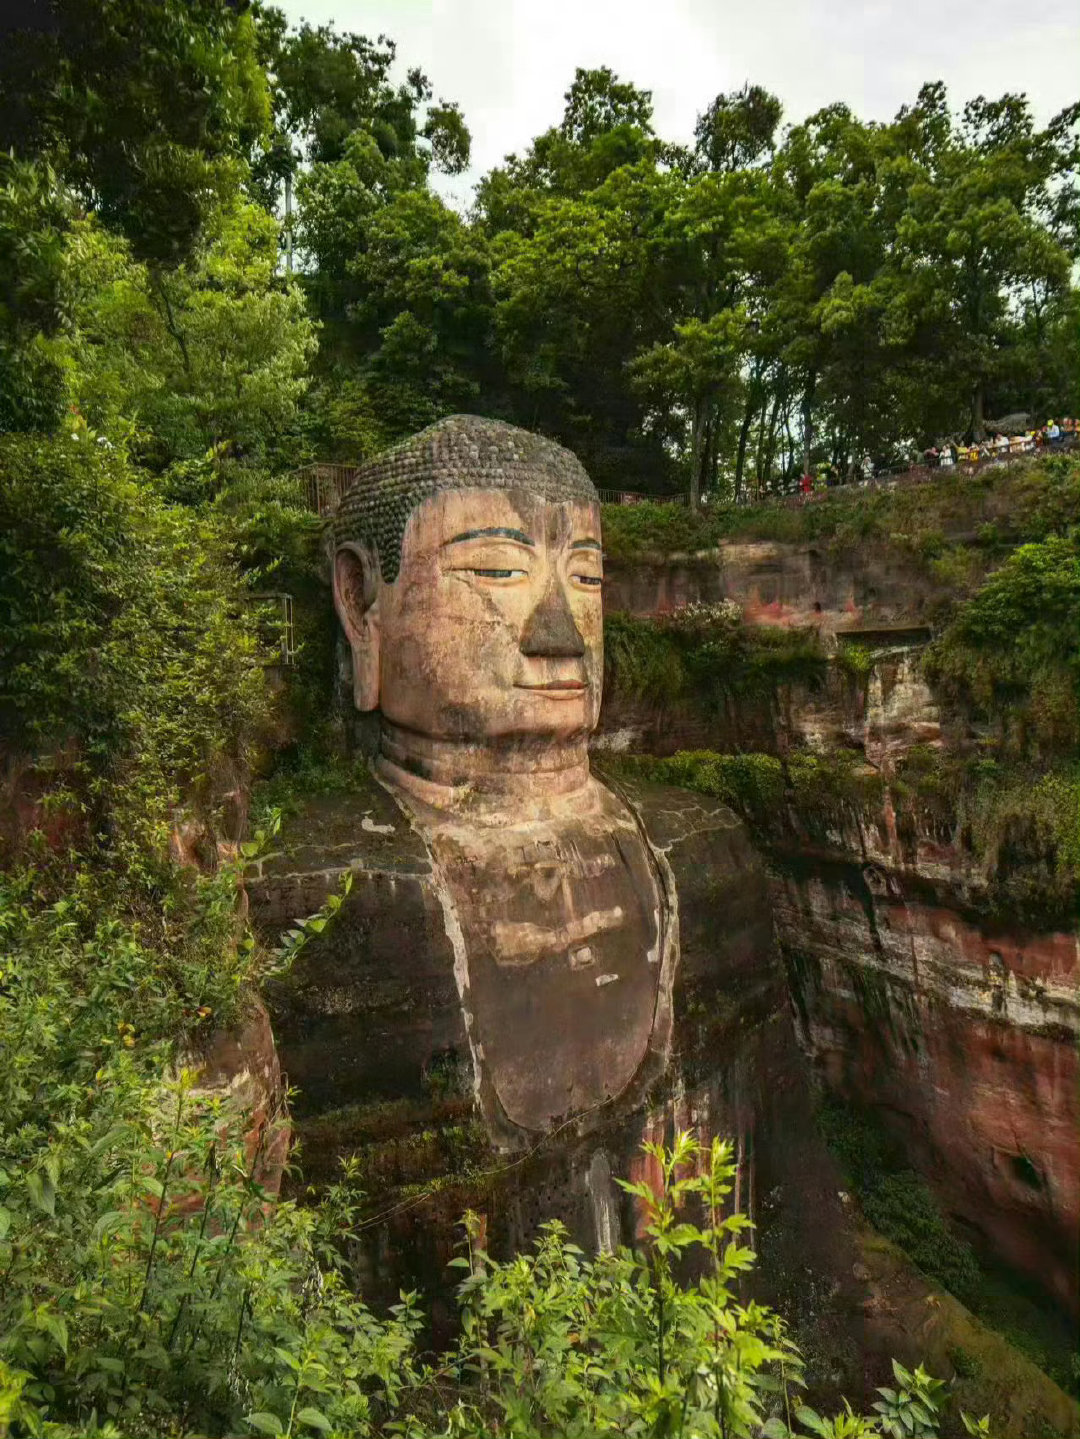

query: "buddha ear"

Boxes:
[333, 543, 381, 711]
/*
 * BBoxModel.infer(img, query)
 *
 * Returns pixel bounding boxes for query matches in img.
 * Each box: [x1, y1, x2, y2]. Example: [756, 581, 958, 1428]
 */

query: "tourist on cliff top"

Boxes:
[994, 432, 1009, 454]
[939, 442, 955, 467]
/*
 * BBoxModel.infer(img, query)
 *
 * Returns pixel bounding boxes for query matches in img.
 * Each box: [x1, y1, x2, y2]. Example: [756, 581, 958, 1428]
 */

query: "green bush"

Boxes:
[923, 535, 1080, 757]
[608, 747, 883, 846]
[608, 750, 786, 824]
[2, 911, 971, 1439]
[601, 454, 1080, 564]
[817, 1102, 981, 1305]
[0, 426, 271, 874]
[604, 608, 829, 712]
[0, 863, 426, 1439]
[893, 748, 1080, 920]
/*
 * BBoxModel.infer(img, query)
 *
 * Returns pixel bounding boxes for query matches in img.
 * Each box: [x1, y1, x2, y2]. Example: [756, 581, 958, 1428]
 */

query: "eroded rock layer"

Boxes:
[601, 533, 1080, 1321]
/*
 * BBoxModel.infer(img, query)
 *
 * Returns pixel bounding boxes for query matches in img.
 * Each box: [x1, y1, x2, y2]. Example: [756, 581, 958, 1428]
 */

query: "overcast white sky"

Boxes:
[278, 0, 1079, 207]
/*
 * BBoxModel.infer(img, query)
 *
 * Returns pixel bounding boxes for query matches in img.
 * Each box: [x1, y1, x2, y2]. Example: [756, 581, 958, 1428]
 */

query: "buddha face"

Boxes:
[333, 487, 604, 743]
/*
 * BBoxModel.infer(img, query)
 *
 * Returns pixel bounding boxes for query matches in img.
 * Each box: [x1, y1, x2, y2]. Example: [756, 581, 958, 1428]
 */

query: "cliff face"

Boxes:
[600, 522, 1080, 1323]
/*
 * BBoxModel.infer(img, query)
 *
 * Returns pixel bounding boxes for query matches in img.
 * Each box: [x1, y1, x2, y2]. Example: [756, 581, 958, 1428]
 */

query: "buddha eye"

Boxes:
[467, 567, 528, 581]
[572, 574, 603, 587]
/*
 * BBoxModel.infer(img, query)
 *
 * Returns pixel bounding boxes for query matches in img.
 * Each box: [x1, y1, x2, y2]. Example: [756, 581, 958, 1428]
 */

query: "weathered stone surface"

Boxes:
[415, 778, 669, 1137]
[603, 537, 949, 635]
[248, 772, 844, 1338]
[605, 540, 1079, 1327]
[186, 1000, 289, 1196]
[776, 854, 1080, 1318]
[249, 781, 465, 1118]
[852, 1229, 1079, 1437]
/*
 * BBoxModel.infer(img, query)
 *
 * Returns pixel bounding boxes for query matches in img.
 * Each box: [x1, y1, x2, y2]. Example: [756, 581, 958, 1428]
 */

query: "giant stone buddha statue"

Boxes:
[328, 414, 675, 1142]
[252, 415, 816, 1285]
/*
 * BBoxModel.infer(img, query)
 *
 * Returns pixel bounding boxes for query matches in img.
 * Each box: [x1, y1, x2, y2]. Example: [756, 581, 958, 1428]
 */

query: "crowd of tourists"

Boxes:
[922, 416, 1077, 469]
[794, 416, 1077, 497]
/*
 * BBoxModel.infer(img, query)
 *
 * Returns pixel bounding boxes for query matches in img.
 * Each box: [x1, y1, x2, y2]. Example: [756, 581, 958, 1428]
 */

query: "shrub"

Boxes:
[603, 610, 829, 713]
[817, 1102, 981, 1305]
[923, 535, 1080, 757]
[0, 426, 271, 875]
[600, 453, 1080, 563]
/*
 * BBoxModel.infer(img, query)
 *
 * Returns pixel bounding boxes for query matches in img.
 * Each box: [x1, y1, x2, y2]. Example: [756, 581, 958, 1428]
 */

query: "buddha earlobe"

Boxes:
[333, 544, 381, 712]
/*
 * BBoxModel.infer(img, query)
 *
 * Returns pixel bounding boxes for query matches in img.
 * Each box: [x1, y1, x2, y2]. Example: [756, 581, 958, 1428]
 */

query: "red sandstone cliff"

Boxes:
[600, 536, 1080, 1323]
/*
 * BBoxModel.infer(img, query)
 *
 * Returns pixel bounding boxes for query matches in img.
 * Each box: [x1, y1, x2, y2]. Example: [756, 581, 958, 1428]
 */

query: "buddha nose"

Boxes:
[519, 582, 586, 658]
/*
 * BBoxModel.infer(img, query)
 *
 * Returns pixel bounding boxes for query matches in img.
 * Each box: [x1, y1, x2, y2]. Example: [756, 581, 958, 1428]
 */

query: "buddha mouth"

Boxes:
[515, 680, 587, 697]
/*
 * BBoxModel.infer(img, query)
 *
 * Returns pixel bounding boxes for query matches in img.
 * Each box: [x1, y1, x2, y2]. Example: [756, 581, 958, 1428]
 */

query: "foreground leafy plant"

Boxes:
[0, 890, 997, 1439]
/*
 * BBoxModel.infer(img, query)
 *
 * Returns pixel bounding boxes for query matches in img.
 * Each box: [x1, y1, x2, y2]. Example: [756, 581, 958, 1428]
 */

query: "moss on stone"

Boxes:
[923, 533, 1080, 758]
[607, 748, 884, 850]
[610, 744, 1079, 922]
[856, 1229, 1080, 1436]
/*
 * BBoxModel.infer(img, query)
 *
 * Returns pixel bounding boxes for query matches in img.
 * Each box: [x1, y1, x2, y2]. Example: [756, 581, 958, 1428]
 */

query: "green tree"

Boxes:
[0, 156, 72, 434]
[65, 201, 317, 473]
[0, 0, 270, 264]
[893, 87, 1077, 437]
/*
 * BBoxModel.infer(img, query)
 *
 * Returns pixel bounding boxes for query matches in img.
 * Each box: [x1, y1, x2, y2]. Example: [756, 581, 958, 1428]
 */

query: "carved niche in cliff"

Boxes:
[326, 415, 676, 1142]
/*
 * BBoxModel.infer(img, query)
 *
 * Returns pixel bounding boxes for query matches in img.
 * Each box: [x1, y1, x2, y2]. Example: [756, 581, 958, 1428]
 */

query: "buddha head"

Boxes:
[331, 417, 604, 785]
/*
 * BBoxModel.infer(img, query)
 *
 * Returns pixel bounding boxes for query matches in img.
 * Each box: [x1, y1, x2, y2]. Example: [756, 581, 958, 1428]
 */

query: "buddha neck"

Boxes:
[376, 719, 592, 816]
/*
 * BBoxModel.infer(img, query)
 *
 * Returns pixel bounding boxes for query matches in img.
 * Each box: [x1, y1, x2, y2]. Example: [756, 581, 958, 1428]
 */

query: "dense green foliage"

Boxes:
[924, 535, 1080, 755]
[0, 427, 270, 875]
[0, 0, 270, 265]
[0, 942, 974, 1439]
[605, 603, 829, 710]
[6, 5, 1076, 490]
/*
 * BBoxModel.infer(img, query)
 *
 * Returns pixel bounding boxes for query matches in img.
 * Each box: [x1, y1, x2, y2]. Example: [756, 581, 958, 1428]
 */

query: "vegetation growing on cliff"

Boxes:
[600, 451, 1080, 561]
[923, 534, 1080, 757]
[0, 427, 273, 877]
[609, 745, 1080, 919]
[819, 1101, 1080, 1404]
[602, 449, 1080, 919]
[0, 1, 1075, 1432]
[605, 604, 829, 711]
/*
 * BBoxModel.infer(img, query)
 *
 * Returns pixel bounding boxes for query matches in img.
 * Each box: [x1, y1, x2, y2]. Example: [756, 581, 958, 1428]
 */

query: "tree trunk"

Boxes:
[762, 393, 782, 490]
[801, 382, 814, 479]
[752, 396, 769, 496]
[972, 379, 985, 441]
[734, 389, 756, 502]
[689, 398, 706, 509]
[284, 170, 294, 275]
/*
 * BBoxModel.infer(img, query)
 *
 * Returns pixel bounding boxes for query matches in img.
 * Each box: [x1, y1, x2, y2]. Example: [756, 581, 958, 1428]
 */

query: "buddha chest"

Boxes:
[415, 782, 669, 1132]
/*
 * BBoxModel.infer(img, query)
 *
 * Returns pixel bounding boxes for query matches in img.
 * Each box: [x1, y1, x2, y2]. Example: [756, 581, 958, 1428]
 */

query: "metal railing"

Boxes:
[596, 487, 690, 506]
[292, 463, 362, 516]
